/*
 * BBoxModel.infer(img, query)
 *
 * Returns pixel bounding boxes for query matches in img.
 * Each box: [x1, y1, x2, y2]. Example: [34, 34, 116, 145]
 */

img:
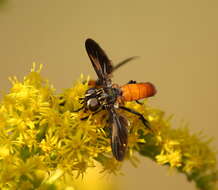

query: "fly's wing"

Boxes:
[85, 38, 113, 85]
[88, 56, 138, 87]
[109, 107, 128, 161]
[113, 56, 139, 72]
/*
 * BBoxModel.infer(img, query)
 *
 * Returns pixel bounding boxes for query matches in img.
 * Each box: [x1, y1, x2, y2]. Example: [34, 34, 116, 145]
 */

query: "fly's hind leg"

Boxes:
[135, 100, 143, 105]
[119, 106, 153, 132]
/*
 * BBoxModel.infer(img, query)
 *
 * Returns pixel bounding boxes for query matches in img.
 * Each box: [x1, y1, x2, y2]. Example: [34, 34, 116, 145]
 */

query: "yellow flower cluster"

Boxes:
[0, 64, 217, 190]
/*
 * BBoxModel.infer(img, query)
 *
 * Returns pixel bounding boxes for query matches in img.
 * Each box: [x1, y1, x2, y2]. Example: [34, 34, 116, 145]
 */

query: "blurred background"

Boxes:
[0, 0, 217, 189]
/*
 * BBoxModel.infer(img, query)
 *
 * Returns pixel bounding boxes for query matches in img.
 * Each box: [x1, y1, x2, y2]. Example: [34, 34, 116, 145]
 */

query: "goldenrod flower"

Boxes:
[0, 64, 217, 190]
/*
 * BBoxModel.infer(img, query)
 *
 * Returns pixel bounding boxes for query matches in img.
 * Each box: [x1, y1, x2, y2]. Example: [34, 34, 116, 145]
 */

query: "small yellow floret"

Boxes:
[0, 64, 217, 190]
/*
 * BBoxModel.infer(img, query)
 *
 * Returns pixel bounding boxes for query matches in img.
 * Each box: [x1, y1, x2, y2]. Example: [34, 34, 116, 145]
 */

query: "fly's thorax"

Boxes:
[103, 86, 121, 104]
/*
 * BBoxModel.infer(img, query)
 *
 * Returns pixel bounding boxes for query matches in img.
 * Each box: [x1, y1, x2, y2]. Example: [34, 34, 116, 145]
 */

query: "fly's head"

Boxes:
[80, 88, 101, 111]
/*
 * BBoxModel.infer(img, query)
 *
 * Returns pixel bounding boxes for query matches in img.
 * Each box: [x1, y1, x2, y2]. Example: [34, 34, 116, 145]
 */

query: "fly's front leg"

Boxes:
[72, 105, 87, 120]
[119, 106, 153, 132]
[71, 97, 86, 112]
[80, 107, 104, 120]
[72, 105, 85, 112]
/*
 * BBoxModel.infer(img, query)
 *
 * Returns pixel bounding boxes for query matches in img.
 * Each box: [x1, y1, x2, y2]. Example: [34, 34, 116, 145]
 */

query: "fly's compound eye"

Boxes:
[87, 98, 100, 111]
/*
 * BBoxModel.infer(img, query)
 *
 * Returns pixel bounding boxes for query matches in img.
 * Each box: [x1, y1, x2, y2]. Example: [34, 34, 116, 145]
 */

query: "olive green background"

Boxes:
[0, 0, 217, 189]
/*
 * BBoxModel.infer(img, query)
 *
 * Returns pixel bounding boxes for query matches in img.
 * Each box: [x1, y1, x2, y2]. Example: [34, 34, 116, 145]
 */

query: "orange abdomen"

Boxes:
[121, 82, 156, 102]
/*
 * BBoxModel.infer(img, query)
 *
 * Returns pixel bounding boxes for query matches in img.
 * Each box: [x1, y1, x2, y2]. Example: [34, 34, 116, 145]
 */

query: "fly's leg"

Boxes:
[80, 108, 103, 120]
[72, 105, 87, 120]
[80, 115, 89, 120]
[127, 80, 136, 84]
[135, 100, 143, 105]
[71, 97, 86, 112]
[119, 106, 153, 132]
[72, 105, 85, 112]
